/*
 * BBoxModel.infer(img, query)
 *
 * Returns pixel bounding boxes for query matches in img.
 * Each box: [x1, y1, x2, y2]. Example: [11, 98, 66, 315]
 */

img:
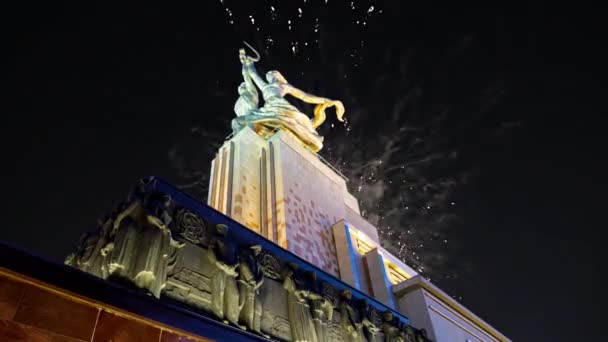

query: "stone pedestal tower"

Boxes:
[206, 126, 511, 342]
[208, 127, 377, 277]
[202, 44, 511, 342]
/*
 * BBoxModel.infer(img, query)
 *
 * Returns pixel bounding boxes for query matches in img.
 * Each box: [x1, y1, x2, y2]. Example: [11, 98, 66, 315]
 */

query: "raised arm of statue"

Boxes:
[239, 49, 267, 90]
[245, 62, 267, 90]
[238, 49, 257, 94]
[241, 64, 257, 95]
[239, 43, 266, 89]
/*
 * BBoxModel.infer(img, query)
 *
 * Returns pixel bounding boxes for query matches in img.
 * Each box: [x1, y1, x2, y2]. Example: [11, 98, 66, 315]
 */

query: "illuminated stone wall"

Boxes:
[270, 132, 348, 277]
[393, 276, 511, 342]
[208, 128, 267, 235]
[209, 127, 365, 277]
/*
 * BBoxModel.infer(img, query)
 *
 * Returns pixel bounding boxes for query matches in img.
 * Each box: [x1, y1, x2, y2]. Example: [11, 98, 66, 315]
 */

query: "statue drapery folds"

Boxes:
[232, 43, 345, 152]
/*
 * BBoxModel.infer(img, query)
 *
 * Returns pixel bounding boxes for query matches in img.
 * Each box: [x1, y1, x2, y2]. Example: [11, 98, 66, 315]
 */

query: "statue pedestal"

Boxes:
[209, 127, 364, 277]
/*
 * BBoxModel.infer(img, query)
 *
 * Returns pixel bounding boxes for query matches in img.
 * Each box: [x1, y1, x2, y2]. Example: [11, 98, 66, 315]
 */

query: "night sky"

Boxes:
[6, 1, 603, 341]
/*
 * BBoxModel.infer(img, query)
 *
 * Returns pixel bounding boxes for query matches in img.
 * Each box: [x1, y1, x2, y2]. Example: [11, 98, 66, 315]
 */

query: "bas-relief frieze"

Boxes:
[66, 183, 430, 342]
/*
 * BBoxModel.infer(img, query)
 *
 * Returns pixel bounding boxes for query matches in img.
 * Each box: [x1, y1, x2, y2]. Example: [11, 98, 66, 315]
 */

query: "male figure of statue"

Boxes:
[231, 48, 260, 133]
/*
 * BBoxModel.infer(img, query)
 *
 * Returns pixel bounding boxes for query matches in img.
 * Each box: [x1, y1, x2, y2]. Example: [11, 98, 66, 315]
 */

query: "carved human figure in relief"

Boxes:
[359, 299, 382, 342]
[208, 224, 245, 329]
[65, 216, 110, 278]
[339, 290, 367, 342]
[415, 329, 428, 342]
[106, 196, 184, 298]
[381, 311, 403, 342]
[402, 325, 416, 342]
[237, 245, 269, 338]
[309, 274, 336, 342]
[283, 263, 319, 342]
[234, 44, 345, 152]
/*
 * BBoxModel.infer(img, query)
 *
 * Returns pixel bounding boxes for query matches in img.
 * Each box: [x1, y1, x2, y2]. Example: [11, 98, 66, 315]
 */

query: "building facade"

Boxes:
[0, 45, 509, 341]
[208, 127, 510, 342]
[0, 129, 510, 342]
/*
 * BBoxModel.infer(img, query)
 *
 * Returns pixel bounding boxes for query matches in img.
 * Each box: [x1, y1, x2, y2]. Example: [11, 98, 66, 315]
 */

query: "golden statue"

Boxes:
[233, 43, 345, 152]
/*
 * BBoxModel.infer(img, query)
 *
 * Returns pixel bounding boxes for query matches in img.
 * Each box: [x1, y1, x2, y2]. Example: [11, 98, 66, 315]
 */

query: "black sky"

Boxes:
[5, 1, 604, 341]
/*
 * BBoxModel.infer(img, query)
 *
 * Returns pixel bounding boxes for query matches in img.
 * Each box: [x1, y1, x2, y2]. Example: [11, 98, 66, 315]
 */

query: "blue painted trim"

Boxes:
[376, 252, 398, 309]
[343, 223, 362, 290]
[147, 177, 410, 325]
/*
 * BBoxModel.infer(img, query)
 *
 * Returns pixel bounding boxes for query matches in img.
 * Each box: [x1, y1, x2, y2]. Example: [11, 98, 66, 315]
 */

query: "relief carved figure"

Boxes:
[382, 311, 403, 342]
[238, 245, 269, 337]
[283, 264, 319, 342]
[108, 197, 184, 298]
[308, 274, 335, 342]
[415, 329, 428, 342]
[402, 325, 416, 342]
[359, 299, 382, 342]
[340, 290, 367, 342]
[208, 224, 245, 329]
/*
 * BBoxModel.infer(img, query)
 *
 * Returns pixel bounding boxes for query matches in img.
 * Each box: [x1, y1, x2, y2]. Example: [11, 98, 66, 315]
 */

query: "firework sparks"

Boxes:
[179, 1, 505, 285]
